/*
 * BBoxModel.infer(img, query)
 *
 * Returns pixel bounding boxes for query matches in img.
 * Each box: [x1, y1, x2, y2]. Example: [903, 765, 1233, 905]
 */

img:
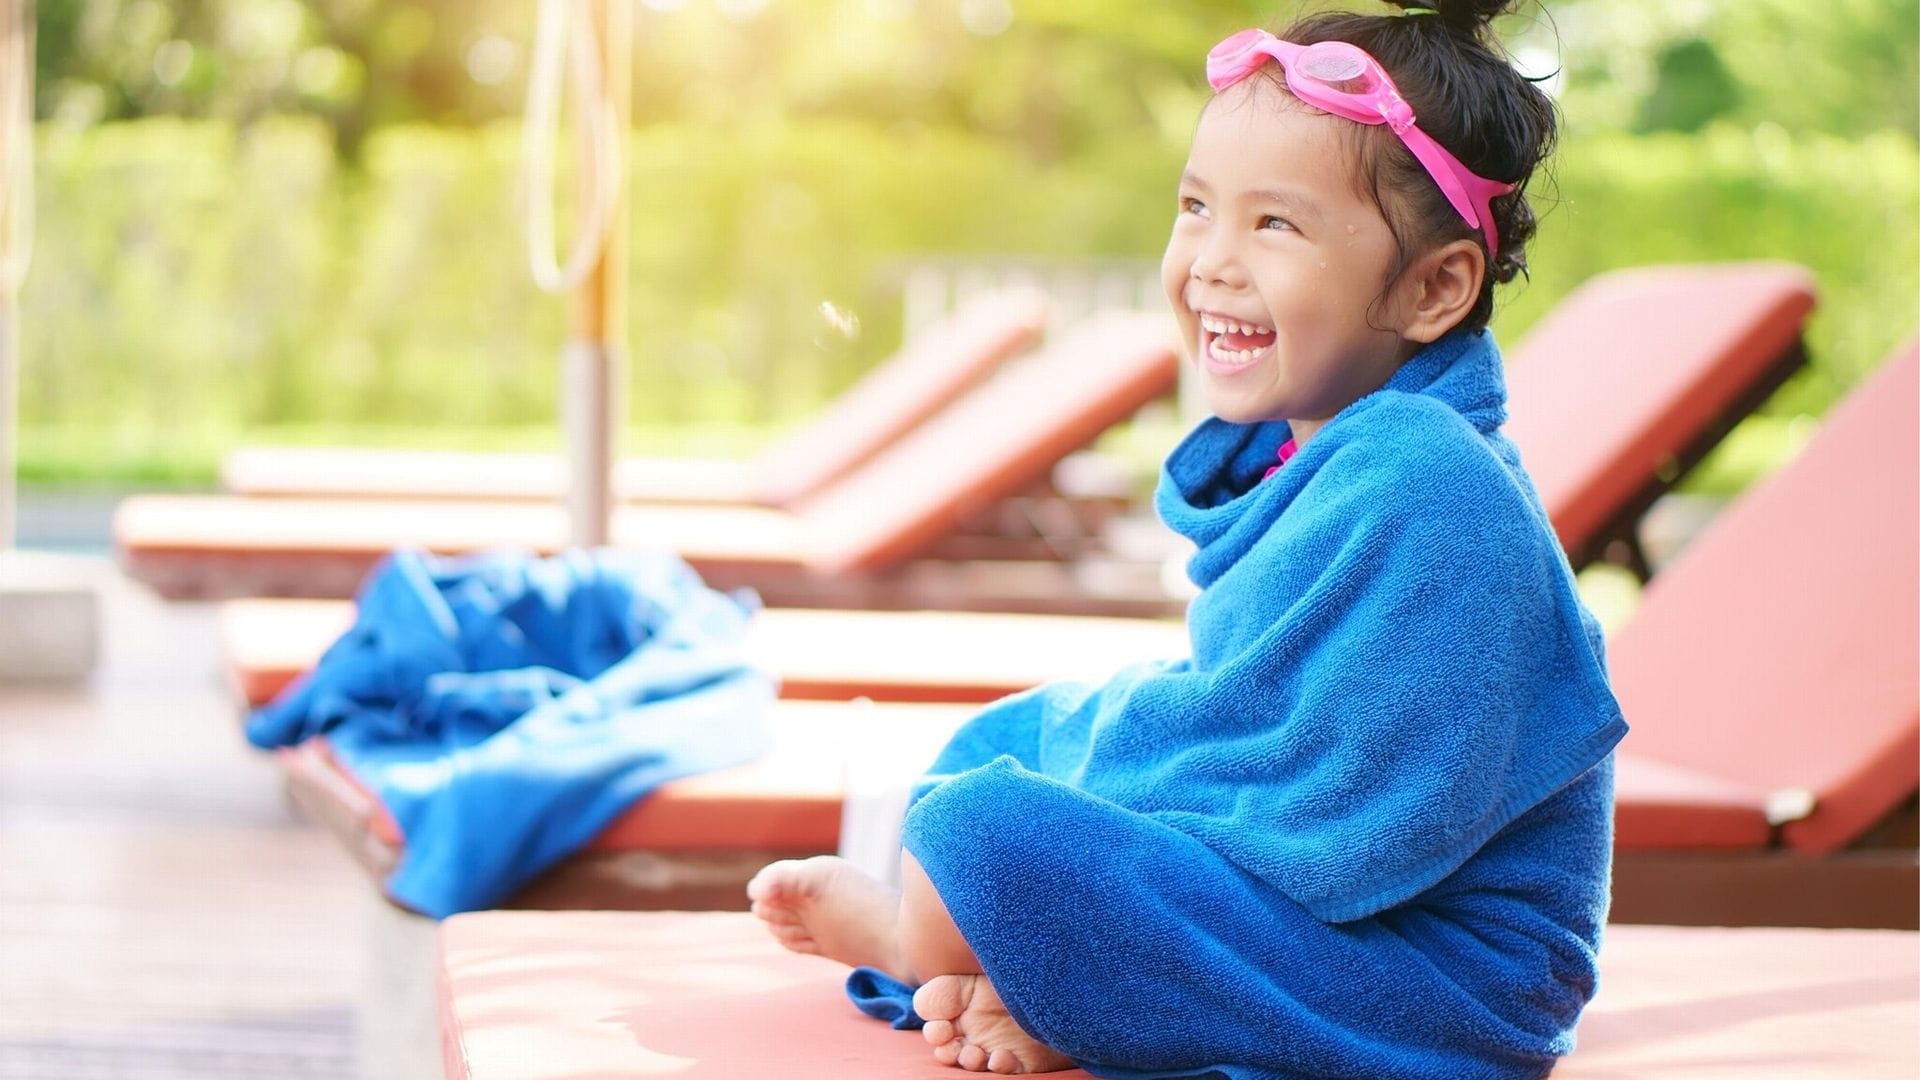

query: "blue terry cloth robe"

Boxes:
[854, 329, 1628, 1080]
[247, 547, 775, 917]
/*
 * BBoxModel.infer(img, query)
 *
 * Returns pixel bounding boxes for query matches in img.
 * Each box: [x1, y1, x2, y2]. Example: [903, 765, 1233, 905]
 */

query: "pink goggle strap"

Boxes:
[1204, 29, 1513, 252]
[1394, 123, 1510, 252]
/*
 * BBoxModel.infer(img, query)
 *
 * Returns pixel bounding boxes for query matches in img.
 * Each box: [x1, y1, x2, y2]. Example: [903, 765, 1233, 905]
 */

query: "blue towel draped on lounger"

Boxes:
[850, 329, 1628, 1079]
[247, 547, 775, 917]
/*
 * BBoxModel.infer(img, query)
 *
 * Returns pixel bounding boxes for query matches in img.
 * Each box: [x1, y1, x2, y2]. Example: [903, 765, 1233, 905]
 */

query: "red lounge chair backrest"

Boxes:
[796, 310, 1179, 575]
[1505, 262, 1816, 556]
[1609, 338, 1919, 855]
[753, 289, 1049, 508]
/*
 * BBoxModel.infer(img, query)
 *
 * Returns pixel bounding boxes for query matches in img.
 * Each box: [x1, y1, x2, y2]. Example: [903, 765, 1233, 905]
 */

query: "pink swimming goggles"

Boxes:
[1206, 28, 1513, 253]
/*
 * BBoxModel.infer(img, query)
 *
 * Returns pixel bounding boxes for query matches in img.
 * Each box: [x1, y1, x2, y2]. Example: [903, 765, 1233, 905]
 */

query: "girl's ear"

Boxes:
[1396, 239, 1486, 343]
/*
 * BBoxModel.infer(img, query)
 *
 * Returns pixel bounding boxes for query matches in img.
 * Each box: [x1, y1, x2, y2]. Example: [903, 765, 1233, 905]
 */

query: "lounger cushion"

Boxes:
[290, 700, 973, 856]
[1610, 752, 1772, 849]
[1505, 261, 1815, 554]
[764, 288, 1050, 508]
[436, 911, 1920, 1079]
[222, 447, 766, 505]
[222, 598, 1189, 706]
[1609, 341, 1919, 856]
[116, 496, 808, 566]
[773, 309, 1178, 574]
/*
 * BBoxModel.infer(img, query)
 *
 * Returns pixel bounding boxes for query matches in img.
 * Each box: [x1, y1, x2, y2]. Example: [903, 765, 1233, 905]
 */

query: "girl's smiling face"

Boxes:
[1161, 78, 1416, 440]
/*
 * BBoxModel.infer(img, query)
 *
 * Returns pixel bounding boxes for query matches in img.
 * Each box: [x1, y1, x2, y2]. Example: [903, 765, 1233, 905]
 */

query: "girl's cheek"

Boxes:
[1159, 252, 1190, 306]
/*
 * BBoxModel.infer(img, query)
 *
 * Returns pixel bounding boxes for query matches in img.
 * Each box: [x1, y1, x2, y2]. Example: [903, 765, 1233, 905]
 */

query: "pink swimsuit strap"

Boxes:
[1263, 437, 1299, 480]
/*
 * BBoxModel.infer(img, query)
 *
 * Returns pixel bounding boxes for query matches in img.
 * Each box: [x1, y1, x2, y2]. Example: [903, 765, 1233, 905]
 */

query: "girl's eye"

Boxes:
[1181, 197, 1209, 219]
[1260, 215, 1295, 232]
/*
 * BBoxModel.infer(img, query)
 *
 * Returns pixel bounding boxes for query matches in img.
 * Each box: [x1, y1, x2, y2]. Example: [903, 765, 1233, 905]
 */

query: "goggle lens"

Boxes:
[1299, 46, 1367, 86]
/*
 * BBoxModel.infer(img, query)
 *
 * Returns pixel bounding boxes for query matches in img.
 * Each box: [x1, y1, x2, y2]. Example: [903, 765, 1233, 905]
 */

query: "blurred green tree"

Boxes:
[1634, 38, 1741, 133]
[1530, 0, 1918, 139]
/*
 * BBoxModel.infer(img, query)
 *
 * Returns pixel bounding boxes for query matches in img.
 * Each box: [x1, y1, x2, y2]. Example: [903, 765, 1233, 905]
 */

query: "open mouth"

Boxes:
[1198, 312, 1276, 368]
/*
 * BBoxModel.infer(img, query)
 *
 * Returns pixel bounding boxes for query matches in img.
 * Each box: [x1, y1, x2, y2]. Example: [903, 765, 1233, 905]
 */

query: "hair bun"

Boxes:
[1385, 0, 1512, 37]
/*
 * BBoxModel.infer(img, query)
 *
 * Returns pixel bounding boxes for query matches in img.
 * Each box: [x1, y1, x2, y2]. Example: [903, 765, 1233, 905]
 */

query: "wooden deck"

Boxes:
[0, 559, 376, 1077]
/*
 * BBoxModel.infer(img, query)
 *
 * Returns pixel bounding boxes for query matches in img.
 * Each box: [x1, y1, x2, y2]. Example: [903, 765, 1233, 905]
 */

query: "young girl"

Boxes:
[749, 3, 1626, 1077]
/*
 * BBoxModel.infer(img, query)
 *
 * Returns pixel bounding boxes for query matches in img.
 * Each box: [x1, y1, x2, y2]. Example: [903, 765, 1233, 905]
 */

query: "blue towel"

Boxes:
[847, 967, 925, 1030]
[851, 330, 1627, 1079]
[247, 547, 776, 917]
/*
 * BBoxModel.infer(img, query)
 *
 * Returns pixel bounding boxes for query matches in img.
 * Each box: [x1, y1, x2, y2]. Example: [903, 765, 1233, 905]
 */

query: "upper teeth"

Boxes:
[1200, 314, 1270, 336]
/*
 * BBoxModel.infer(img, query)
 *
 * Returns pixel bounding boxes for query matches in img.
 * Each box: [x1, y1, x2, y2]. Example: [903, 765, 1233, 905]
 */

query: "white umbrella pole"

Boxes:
[563, 0, 630, 549]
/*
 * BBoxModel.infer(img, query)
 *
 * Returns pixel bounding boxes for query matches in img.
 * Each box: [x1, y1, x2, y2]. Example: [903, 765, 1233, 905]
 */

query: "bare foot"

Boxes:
[914, 974, 1074, 1074]
[746, 855, 905, 974]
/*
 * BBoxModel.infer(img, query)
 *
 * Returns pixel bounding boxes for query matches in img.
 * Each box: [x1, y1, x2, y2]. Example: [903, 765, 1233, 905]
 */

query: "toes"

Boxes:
[744, 871, 775, 903]
[762, 920, 818, 950]
[747, 904, 800, 933]
[913, 974, 971, 1022]
[915, 973, 1068, 1076]
[744, 860, 802, 902]
[749, 900, 801, 926]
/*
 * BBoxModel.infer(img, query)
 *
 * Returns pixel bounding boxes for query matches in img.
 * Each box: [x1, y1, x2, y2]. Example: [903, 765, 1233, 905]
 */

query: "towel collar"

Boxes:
[1156, 328, 1509, 549]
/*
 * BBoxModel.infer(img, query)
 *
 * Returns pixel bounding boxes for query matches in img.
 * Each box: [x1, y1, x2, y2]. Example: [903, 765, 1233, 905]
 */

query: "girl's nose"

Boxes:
[1189, 234, 1246, 289]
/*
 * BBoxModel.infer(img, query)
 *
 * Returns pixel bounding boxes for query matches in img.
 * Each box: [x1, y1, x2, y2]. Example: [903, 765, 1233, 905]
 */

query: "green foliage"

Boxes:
[1529, 0, 1920, 139]
[16, 0, 1918, 485]
[24, 116, 339, 435]
[19, 115, 1918, 465]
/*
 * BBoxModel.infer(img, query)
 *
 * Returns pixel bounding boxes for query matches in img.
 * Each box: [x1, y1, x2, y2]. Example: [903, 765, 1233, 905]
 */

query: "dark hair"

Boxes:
[1230, 0, 1557, 333]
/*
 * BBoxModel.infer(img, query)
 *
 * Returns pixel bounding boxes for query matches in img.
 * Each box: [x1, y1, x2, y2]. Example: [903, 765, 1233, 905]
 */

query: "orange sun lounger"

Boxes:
[1502, 261, 1814, 576]
[219, 289, 1050, 510]
[434, 911, 1920, 1080]
[1606, 338, 1918, 929]
[116, 309, 1184, 609]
